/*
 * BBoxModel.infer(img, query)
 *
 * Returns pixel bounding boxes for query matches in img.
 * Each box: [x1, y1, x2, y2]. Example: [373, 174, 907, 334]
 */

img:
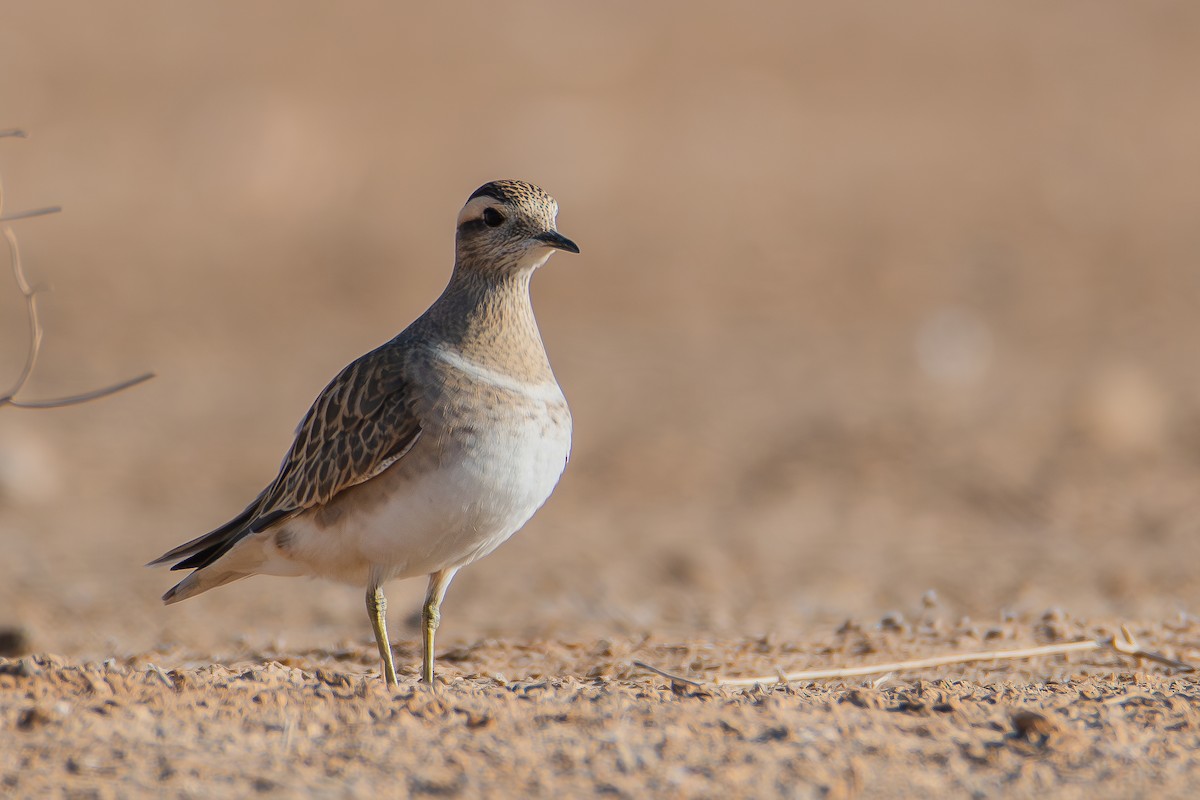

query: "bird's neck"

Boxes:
[422, 264, 552, 379]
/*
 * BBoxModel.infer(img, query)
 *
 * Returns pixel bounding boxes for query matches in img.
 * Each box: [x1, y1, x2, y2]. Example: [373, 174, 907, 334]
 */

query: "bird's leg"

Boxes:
[366, 583, 398, 687]
[421, 567, 459, 687]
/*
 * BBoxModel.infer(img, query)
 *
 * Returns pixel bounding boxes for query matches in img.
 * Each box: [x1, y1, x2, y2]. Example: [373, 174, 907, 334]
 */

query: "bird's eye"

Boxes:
[482, 208, 505, 227]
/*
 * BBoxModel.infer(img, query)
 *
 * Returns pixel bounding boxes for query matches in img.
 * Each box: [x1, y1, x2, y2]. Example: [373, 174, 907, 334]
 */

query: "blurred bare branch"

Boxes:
[0, 205, 62, 224]
[2, 131, 154, 409]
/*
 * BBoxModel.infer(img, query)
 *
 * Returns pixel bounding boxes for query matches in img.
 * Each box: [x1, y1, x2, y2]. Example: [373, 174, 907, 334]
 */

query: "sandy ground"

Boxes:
[5, 615, 1200, 799]
[4, 2, 1200, 797]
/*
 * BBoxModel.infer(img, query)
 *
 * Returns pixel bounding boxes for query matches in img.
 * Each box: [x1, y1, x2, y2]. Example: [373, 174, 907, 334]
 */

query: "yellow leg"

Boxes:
[367, 584, 398, 687]
[421, 568, 459, 687]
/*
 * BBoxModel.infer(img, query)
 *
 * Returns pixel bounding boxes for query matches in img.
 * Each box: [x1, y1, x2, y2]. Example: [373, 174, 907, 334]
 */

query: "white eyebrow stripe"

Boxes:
[430, 345, 564, 402]
[456, 196, 499, 227]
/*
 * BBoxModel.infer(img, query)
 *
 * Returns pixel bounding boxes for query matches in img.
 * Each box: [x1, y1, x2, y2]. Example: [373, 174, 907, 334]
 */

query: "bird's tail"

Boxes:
[147, 495, 266, 603]
[161, 569, 248, 604]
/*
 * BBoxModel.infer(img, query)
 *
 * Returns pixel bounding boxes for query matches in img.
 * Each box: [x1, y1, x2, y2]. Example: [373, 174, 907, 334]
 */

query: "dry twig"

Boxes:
[0, 205, 61, 224]
[633, 626, 1194, 689]
[1, 130, 154, 408]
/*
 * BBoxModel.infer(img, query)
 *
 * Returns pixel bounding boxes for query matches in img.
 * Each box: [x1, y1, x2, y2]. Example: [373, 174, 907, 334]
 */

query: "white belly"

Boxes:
[360, 416, 570, 577]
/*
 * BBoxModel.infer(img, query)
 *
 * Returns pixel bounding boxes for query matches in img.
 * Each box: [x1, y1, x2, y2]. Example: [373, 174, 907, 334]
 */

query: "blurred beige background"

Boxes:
[2, 1, 1200, 660]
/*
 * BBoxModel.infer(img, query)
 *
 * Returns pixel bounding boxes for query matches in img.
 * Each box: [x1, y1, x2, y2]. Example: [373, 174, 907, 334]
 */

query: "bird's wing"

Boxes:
[248, 341, 423, 532]
[149, 339, 424, 573]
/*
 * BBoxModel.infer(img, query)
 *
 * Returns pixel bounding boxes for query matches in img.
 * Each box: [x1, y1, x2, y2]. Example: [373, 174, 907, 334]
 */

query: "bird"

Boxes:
[149, 179, 578, 687]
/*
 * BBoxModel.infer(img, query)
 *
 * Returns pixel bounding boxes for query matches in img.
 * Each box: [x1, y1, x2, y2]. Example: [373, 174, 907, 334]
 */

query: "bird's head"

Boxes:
[455, 180, 579, 274]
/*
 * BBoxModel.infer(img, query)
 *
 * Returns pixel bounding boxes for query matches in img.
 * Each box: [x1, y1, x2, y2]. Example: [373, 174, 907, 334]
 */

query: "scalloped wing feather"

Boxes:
[151, 341, 424, 574]
[252, 344, 422, 529]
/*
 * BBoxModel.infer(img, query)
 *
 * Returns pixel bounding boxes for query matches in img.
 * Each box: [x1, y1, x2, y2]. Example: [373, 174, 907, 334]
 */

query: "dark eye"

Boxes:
[482, 208, 505, 227]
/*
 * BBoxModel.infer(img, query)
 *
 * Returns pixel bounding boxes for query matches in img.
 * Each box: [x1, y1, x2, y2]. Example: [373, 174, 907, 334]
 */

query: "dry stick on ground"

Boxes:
[634, 625, 1195, 689]
[1, 130, 154, 408]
